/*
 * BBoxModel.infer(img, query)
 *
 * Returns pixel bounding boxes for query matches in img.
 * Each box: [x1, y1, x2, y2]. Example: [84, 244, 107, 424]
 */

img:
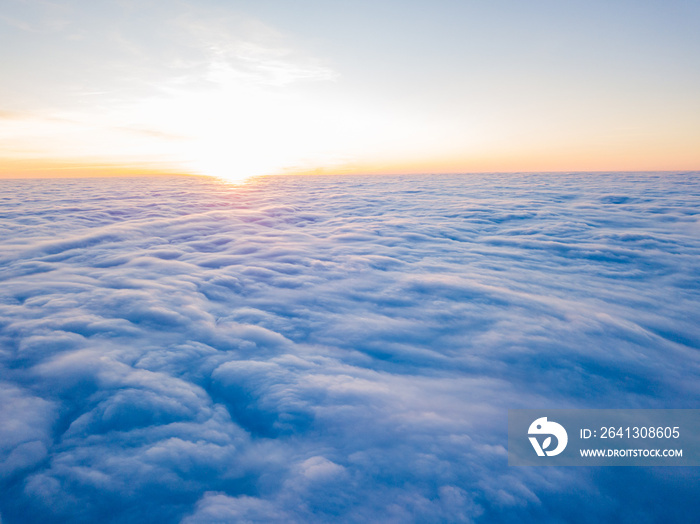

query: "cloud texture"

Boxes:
[1, 172, 699, 522]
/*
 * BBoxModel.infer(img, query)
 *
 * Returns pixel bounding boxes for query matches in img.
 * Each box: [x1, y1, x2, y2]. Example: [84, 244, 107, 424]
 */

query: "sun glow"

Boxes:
[110, 74, 419, 182]
[2, 2, 698, 181]
[0, 11, 397, 182]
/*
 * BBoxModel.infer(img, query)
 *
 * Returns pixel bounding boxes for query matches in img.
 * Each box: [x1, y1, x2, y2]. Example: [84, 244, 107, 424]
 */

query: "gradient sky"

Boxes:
[1, 0, 699, 180]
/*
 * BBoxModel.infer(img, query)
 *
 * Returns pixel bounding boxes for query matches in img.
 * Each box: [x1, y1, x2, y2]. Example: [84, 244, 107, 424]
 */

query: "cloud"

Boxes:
[0, 172, 699, 522]
[0, 385, 56, 480]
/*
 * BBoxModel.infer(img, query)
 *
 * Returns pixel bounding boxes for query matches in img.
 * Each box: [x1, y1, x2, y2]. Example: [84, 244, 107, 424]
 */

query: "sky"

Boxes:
[1, 0, 699, 180]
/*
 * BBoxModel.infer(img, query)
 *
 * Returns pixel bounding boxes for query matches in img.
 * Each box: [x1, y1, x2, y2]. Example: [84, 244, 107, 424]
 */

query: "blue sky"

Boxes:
[1, 0, 699, 179]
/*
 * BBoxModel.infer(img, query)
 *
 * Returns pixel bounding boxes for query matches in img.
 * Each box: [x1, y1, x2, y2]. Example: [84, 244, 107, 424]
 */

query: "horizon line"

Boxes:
[1, 169, 698, 181]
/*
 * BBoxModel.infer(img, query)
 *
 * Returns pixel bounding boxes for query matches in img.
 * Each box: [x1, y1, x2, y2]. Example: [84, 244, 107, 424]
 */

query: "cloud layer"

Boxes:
[1, 172, 699, 523]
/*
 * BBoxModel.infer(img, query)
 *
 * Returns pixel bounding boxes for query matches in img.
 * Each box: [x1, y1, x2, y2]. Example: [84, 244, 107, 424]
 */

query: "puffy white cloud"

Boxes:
[0, 172, 699, 522]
